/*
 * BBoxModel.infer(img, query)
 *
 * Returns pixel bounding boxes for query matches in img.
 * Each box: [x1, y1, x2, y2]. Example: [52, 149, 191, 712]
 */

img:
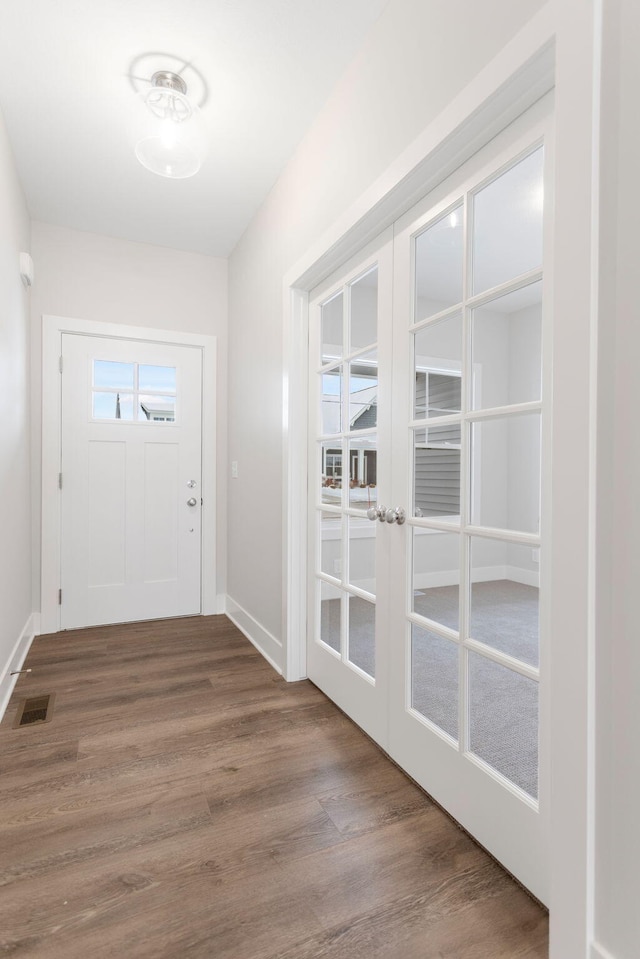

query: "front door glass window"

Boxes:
[92, 360, 177, 423]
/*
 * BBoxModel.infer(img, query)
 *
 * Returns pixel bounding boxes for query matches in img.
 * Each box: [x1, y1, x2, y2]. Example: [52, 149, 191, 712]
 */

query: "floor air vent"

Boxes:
[14, 693, 55, 728]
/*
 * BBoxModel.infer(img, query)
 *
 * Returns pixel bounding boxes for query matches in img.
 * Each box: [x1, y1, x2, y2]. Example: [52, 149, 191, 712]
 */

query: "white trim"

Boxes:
[0, 613, 39, 722]
[225, 596, 283, 675]
[413, 565, 540, 590]
[41, 315, 218, 634]
[586, 2, 603, 952]
[590, 944, 616, 959]
[282, 286, 309, 681]
[506, 565, 540, 588]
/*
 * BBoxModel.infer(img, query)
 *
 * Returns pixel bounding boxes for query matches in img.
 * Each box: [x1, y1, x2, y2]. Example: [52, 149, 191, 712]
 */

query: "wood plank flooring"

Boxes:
[0, 615, 548, 958]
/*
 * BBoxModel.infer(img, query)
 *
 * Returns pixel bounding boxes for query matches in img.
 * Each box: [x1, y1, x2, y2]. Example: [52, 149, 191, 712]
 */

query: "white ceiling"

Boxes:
[0, 0, 388, 257]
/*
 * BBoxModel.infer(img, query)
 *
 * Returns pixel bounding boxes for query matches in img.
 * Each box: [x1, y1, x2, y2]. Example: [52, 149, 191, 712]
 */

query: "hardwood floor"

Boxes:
[0, 616, 548, 958]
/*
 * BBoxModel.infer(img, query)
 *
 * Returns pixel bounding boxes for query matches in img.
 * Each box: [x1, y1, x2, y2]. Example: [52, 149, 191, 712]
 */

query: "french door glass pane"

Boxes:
[414, 313, 462, 419]
[320, 584, 341, 653]
[412, 529, 460, 631]
[320, 441, 344, 507]
[321, 368, 342, 434]
[470, 536, 539, 667]
[321, 292, 343, 365]
[349, 351, 378, 430]
[348, 515, 376, 596]
[413, 428, 461, 522]
[348, 595, 375, 677]
[320, 511, 341, 579]
[468, 651, 538, 799]
[415, 203, 463, 321]
[348, 435, 377, 510]
[471, 281, 542, 410]
[411, 624, 459, 740]
[470, 412, 541, 533]
[350, 267, 378, 350]
[472, 147, 543, 295]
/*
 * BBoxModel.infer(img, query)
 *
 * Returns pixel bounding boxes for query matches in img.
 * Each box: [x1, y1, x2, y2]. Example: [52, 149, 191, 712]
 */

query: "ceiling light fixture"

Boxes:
[134, 70, 205, 179]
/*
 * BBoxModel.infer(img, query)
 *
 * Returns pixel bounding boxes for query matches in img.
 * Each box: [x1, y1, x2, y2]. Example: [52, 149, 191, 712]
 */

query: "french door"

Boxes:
[307, 109, 551, 902]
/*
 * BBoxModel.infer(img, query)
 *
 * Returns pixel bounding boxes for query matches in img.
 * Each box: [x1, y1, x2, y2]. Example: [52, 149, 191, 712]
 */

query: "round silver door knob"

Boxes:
[366, 507, 377, 521]
[187, 497, 198, 507]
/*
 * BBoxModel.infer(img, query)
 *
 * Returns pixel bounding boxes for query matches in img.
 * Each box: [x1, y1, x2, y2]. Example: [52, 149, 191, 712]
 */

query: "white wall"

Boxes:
[227, 0, 547, 648]
[30, 222, 228, 607]
[0, 105, 32, 695]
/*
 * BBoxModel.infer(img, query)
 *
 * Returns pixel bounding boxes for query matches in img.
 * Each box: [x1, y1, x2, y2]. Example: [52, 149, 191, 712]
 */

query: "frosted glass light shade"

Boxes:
[134, 85, 205, 179]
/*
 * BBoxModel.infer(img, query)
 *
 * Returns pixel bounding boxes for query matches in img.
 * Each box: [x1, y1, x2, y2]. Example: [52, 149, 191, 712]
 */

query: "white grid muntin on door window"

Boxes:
[314, 262, 380, 682]
[407, 142, 544, 804]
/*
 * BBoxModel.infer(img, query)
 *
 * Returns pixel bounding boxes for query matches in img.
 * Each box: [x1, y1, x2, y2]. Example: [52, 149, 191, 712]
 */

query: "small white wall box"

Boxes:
[19, 252, 34, 287]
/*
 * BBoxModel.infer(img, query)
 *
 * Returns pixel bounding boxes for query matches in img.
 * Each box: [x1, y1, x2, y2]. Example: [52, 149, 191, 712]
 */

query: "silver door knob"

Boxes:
[187, 497, 198, 507]
[385, 506, 406, 525]
[366, 505, 385, 521]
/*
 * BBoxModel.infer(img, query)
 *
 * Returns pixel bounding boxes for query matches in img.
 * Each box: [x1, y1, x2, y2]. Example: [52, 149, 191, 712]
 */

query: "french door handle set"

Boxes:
[366, 505, 406, 525]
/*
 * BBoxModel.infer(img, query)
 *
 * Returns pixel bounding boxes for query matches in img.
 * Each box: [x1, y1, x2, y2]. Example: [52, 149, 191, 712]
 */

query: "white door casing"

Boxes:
[60, 334, 202, 628]
[286, 15, 597, 954]
[41, 316, 218, 635]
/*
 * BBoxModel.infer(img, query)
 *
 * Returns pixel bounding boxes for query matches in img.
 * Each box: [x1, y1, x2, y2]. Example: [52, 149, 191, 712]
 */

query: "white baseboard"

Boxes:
[506, 564, 540, 587]
[414, 565, 540, 590]
[414, 565, 505, 589]
[0, 612, 39, 722]
[414, 567, 461, 589]
[591, 942, 617, 959]
[225, 595, 283, 675]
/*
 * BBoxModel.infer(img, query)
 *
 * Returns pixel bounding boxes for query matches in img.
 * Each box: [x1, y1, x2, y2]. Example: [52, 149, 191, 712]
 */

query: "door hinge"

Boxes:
[58, 588, 62, 605]
[58, 472, 63, 490]
[59, 355, 63, 373]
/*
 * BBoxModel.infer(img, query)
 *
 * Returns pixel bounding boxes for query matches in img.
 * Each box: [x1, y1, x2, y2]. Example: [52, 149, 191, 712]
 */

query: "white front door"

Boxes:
[60, 333, 203, 628]
[307, 106, 550, 902]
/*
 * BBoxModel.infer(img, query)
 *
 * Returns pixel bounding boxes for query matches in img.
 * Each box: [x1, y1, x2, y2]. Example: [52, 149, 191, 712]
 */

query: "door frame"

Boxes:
[281, 7, 600, 956]
[41, 314, 218, 635]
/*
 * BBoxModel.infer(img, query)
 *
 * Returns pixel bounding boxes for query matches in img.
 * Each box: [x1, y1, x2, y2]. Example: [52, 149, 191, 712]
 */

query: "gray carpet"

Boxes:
[413, 579, 539, 667]
[320, 579, 539, 798]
